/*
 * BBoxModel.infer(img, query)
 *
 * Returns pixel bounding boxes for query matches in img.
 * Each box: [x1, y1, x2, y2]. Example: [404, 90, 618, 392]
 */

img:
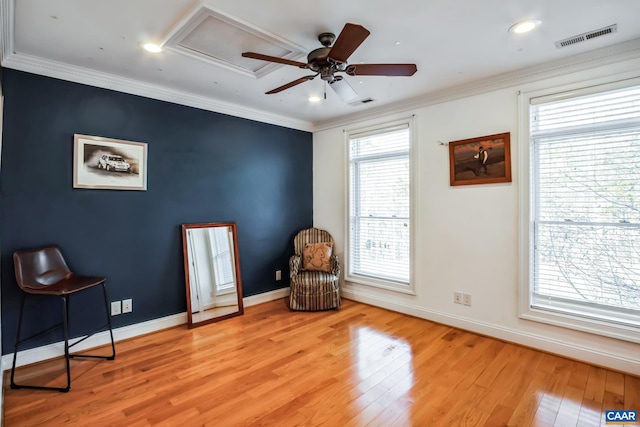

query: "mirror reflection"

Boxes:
[182, 222, 244, 328]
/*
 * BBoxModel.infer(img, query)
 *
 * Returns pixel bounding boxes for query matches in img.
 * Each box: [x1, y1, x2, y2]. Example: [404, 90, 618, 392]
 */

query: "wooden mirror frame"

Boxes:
[181, 222, 244, 328]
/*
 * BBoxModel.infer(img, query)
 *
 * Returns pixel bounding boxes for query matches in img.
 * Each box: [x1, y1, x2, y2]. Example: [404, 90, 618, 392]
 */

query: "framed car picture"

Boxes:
[73, 134, 148, 191]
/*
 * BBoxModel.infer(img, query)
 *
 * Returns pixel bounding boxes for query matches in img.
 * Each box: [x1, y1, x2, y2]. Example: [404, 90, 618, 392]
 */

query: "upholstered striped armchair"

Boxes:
[289, 228, 341, 311]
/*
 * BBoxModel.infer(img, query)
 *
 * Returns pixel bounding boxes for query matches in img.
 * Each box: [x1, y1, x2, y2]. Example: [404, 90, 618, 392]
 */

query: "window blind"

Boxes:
[349, 125, 410, 284]
[530, 83, 640, 327]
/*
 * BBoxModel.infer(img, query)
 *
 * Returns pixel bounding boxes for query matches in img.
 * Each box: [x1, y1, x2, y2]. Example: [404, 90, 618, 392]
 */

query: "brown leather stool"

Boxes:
[11, 246, 116, 392]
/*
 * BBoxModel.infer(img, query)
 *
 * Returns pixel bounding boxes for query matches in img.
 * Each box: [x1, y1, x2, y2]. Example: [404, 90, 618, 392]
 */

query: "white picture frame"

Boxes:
[73, 134, 148, 191]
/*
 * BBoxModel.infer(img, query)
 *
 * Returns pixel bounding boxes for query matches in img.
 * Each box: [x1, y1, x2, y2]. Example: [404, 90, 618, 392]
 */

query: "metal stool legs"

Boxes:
[10, 283, 116, 392]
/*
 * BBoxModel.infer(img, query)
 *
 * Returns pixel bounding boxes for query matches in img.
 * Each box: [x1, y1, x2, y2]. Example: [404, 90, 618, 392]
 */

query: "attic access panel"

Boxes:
[163, 5, 307, 78]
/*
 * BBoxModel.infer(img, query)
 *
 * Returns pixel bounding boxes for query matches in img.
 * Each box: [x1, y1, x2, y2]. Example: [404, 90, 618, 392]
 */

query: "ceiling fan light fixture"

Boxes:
[509, 20, 541, 34]
[143, 43, 162, 53]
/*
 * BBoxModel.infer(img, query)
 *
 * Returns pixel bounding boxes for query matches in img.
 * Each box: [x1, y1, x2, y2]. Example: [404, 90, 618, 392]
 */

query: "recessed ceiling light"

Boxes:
[143, 43, 162, 53]
[509, 20, 541, 34]
[395, 41, 401, 45]
[308, 96, 321, 103]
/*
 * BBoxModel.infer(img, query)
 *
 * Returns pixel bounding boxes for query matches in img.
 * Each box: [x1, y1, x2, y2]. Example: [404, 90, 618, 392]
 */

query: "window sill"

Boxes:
[345, 273, 415, 295]
[519, 306, 640, 344]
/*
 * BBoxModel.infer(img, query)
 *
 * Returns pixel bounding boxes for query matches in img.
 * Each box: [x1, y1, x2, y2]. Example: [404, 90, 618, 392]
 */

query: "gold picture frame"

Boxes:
[448, 132, 511, 186]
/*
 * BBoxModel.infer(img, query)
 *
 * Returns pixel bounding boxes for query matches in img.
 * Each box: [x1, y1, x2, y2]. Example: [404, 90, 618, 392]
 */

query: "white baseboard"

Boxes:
[5, 285, 635, 374]
[2, 287, 290, 371]
[341, 288, 640, 376]
[2, 313, 187, 370]
[243, 287, 290, 307]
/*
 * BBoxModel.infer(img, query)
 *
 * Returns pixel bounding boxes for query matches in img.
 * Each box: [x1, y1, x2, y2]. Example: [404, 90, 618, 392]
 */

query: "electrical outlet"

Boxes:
[122, 298, 132, 313]
[111, 301, 121, 316]
[454, 292, 463, 304]
[275, 270, 282, 281]
[463, 293, 472, 306]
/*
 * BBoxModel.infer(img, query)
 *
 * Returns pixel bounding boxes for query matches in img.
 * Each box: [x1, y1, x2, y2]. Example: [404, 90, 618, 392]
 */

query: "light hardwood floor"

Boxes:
[3, 298, 639, 426]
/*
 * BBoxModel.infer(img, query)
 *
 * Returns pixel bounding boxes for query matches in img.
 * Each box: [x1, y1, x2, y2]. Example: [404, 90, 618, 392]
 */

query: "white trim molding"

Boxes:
[314, 38, 640, 131]
[243, 287, 290, 307]
[2, 0, 638, 133]
[341, 287, 640, 376]
[2, 287, 290, 371]
[2, 312, 187, 370]
[0, 0, 12, 63]
[0, 52, 313, 132]
[344, 117, 416, 295]
[517, 75, 640, 345]
[0, 0, 311, 131]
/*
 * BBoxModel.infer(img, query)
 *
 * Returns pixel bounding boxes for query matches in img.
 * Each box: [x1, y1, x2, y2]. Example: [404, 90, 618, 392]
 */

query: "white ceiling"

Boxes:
[2, 0, 640, 131]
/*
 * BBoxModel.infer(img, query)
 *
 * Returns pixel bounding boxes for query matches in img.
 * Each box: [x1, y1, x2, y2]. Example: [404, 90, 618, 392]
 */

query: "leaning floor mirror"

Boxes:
[182, 222, 244, 328]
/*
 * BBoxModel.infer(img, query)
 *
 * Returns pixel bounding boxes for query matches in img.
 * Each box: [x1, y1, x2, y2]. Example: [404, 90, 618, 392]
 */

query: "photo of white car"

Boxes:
[97, 154, 131, 172]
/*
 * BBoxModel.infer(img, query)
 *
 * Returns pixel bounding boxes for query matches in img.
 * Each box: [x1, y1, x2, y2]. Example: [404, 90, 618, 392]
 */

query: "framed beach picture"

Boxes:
[73, 134, 148, 191]
[448, 132, 511, 186]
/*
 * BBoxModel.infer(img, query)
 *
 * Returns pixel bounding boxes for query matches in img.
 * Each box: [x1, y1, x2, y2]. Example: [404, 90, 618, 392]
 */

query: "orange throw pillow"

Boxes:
[302, 242, 333, 272]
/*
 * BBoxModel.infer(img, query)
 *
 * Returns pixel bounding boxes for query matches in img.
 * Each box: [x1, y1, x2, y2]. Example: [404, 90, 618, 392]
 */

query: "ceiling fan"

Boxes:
[242, 23, 417, 102]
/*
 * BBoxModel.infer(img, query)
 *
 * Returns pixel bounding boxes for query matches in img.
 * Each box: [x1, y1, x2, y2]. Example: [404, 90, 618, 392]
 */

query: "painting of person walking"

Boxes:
[448, 132, 511, 186]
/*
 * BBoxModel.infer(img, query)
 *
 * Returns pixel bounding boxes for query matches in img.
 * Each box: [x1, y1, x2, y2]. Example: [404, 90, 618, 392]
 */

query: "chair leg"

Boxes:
[102, 283, 116, 360]
[11, 295, 71, 392]
[10, 294, 26, 389]
[10, 285, 115, 393]
[62, 295, 71, 391]
[67, 283, 116, 360]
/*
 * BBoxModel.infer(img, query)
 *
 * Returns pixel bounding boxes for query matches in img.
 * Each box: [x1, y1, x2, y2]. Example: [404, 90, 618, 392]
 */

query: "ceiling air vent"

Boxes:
[555, 24, 617, 49]
[349, 97, 375, 106]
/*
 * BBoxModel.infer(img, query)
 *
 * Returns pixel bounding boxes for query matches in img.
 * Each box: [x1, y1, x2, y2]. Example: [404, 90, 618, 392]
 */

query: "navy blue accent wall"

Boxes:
[0, 69, 312, 353]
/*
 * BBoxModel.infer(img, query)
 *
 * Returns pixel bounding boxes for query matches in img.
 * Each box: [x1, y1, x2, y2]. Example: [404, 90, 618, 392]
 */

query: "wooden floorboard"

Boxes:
[3, 298, 638, 426]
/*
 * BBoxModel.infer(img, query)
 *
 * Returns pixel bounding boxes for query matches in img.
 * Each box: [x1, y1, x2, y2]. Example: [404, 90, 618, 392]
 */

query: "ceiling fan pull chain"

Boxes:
[324, 81, 327, 100]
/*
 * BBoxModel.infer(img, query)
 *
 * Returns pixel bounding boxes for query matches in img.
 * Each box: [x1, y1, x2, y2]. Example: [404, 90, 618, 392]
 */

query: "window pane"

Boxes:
[351, 217, 410, 283]
[530, 83, 640, 327]
[350, 127, 410, 157]
[532, 86, 640, 133]
[535, 222, 640, 311]
[536, 130, 640, 224]
[349, 124, 411, 287]
[353, 157, 410, 218]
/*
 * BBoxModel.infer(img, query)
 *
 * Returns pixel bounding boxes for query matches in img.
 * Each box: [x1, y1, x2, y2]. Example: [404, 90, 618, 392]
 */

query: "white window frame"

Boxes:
[345, 117, 416, 294]
[518, 76, 640, 343]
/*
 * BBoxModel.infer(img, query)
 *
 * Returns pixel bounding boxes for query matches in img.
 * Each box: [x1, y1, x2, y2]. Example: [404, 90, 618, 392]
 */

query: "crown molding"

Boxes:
[0, 0, 311, 131]
[313, 37, 640, 131]
[1, 51, 313, 132]
[2, 0, 638, 134]
[0, 0, 12, 63]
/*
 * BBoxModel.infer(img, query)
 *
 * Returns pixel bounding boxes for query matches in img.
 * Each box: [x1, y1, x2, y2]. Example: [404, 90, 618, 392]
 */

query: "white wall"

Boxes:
[313, 58, 640, 375]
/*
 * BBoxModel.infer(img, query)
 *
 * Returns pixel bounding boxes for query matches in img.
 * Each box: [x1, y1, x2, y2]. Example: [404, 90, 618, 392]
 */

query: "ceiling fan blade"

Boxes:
[329, 76, 358, 102]
[265, 75, 317, 94]
[242, 52, 308, 68]
[346, 64, 418, 76]
[327, 23, 370, 63]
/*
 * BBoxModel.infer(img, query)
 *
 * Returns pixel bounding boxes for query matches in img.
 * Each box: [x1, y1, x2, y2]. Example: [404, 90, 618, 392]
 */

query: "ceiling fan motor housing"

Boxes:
[308, 47, 333, 69]
[308, 45, 348, 81]
[317, 32, 335, 47]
